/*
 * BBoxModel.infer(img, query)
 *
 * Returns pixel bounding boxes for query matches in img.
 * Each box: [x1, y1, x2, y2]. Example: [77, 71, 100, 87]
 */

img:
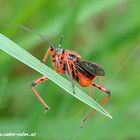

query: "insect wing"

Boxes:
[75, 62, 94, 78]
[78, 61, 105, 76]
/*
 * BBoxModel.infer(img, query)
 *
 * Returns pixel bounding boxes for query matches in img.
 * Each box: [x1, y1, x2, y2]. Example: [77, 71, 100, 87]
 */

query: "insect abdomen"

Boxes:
[78, 72, 95, 87]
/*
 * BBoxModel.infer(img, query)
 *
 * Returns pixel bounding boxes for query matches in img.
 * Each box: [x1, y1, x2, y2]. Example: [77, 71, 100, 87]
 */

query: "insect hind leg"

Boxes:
[81, 83, 111, 127]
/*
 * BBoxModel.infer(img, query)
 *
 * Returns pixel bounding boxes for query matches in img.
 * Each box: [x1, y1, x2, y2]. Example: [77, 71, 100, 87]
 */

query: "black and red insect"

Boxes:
[31, 36, 111, 125]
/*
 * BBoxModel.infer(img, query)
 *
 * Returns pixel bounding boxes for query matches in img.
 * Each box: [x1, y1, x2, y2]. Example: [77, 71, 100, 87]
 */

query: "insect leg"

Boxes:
[43, 46, 59, 72]
[73, 64, 79, 83]
[81, 83, 111, 127]
[58, 50, 65, 72]
[92, 83, 110, 95]
[66, 60, 75, 94]
[31, 76, 50, 110]
[99, 76, 104, 87]
[89, 86, 93, 97]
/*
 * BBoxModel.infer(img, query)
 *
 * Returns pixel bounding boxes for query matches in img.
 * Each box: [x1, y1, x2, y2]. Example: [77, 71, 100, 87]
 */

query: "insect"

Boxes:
[31, 36, 111, 125]
[11, 24, 111, 125]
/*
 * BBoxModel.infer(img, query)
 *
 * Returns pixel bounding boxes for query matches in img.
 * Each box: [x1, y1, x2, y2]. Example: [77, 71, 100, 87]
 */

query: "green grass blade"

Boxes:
[0, 33, 112, 119]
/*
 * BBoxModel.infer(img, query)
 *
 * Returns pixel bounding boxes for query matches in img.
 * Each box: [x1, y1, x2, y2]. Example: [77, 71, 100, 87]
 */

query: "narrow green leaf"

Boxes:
[0, 33, 112, 119]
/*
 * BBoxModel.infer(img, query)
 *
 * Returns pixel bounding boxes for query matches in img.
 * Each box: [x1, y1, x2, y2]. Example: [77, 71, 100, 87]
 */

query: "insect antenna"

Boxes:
[4, 24, 54, 47]
[58, 35, 64, 48]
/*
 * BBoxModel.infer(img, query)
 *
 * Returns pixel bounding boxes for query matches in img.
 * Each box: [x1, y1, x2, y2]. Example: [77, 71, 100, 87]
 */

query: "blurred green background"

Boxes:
[0, 0, 140, 140]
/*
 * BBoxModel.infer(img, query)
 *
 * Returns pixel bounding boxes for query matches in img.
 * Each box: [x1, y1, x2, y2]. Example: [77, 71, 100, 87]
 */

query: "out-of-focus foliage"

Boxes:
[0, 0, 140, 140]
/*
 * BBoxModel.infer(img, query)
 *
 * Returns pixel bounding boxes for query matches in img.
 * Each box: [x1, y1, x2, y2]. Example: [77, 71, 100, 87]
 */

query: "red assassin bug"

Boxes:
[31, 35, 111, 125]
[14, 24, 111, 125]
